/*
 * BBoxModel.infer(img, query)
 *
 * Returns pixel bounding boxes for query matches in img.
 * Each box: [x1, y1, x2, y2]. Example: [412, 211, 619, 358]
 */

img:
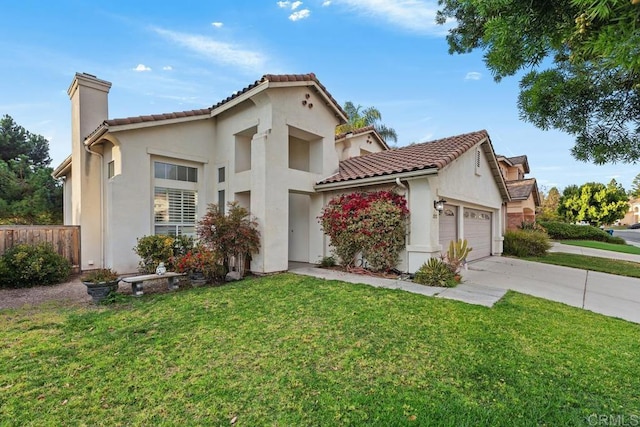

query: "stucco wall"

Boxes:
[335, 132, 387, 160]
[104, 119, 216, 273]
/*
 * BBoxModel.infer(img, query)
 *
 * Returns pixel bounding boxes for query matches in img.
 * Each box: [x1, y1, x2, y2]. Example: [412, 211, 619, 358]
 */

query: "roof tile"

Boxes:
[506, 178, 537, 200]
[318, 130, 490, 184]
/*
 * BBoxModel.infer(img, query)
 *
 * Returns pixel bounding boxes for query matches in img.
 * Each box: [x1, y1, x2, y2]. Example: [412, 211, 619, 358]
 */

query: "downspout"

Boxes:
[85, 143, 105, 269]
[395, 177, 410, 273]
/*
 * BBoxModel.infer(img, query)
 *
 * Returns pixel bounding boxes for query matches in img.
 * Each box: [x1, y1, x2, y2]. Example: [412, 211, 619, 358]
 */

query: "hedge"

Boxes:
[538, 221, 625, 244]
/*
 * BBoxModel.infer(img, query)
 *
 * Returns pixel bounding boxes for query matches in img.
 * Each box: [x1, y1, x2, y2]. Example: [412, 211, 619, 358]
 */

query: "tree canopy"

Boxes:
[336, 102, 398, 144]
[630, 173, 640, 198]
[558, 179, 629, 225]
[0, 115, 62, 224]
[537, 187, 561, 222]
[436, 0, 640, 164]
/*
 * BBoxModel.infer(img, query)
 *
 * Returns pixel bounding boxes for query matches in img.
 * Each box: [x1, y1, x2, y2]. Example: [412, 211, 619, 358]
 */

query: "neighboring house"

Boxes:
[621, 198, 640, 226]
[334, 125, 389, 159]
[497, 155, 541, 229]
[53, 72, 510, 274]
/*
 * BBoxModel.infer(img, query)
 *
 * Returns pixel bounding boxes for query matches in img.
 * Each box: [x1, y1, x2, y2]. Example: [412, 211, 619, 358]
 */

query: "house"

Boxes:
[621, 198, 640, 226]
[497, 155, 541, 229]
[53, 72, 510, 274]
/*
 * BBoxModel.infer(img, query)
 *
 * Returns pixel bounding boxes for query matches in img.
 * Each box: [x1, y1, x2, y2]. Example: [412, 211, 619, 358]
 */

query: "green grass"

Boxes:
[560, 240, 640, 255]
[525, 253, 640, 278]
[1, 275, 639, 426]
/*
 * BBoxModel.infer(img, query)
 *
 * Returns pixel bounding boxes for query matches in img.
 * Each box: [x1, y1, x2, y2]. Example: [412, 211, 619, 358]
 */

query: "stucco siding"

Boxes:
[102, 119, 215, 273]
[439, 144, 503, 209]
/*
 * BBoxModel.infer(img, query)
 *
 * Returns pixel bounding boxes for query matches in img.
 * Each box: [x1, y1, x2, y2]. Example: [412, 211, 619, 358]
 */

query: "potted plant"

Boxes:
[81, 268, 120, 303]
[174, 246, 221, 286]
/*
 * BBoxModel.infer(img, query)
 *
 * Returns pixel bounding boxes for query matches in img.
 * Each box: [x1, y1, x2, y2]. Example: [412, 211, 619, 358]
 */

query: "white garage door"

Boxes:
[463, 208, 492, 261]
[439, 204, 458, 249]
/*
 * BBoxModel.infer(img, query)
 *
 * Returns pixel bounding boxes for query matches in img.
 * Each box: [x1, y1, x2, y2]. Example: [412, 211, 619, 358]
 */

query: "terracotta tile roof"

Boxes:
[506, 178, 538, 201]
[335, 125, 376, 140]
[334, 125, 390, 151]
[318, 130, 490, 184]
[85, 73, 346, 143]
[211, 73, 346, 119]
[104, 108, 211, 126]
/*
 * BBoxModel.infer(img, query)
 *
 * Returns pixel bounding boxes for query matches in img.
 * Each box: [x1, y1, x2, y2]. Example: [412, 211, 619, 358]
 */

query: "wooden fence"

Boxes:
[0, 226, 81, 273]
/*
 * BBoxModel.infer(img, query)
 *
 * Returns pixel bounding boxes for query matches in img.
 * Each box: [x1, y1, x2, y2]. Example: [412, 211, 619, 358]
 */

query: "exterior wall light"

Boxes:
[434, 199, 447, 212]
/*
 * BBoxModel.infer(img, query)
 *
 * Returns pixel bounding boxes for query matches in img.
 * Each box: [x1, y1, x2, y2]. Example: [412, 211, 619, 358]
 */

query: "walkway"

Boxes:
[290, 242, 640, 324]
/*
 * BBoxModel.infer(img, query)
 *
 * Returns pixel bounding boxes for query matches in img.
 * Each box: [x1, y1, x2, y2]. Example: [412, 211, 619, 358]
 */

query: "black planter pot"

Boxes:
[189, 271, 207, 287]
[83, 280, 119, 304]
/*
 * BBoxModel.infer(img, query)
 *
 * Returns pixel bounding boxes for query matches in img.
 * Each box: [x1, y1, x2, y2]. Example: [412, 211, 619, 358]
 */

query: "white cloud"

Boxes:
[331, 0, 445, 35]
[323, 0, 332, 5]
[134, 64, 152, 72]
[291, 1, 303, 9]
[162, 66, 173, 71]
[211, 22, 224, 28]
[277, 1, 291, 8]
[152, 27, 266, 71]
[290, 9, 311, 20]
[464, 71, 482, 81]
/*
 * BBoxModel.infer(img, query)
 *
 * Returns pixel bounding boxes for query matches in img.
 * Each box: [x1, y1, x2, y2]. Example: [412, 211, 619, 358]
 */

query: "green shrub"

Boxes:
[133, 235, 194, 273]
[0, 243, 71, 288]
[520, 221, 547, 232]
[539, 221, 624, 243]
[318, 256, 336, 268]
[414, 258, 457, 287]
[504, 229, 552, 257]
[608, 236, 627, 245]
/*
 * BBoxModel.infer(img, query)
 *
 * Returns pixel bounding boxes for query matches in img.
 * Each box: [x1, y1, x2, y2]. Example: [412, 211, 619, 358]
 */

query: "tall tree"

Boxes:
[558, 179, 629, 225]
[436, 0, 640, 164]
[538, 186, 561, 222]
[0, 115, 61, 224]
[630, 173, 640, 198]
[336, 102, 398, 144]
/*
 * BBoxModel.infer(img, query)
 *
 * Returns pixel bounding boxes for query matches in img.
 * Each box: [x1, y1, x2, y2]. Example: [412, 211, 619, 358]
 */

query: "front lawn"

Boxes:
[524, 253, 640, 278]
[559, 240, 640, 255]
[1, 275, 639, 426]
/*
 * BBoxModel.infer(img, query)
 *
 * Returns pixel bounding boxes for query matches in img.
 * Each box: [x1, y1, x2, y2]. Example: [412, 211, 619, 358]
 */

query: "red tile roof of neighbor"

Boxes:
[86, 73, 346, 142]
[318, 130, 491, 184]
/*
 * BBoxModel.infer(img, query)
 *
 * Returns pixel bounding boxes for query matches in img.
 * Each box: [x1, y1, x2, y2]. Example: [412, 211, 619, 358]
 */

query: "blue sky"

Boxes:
[0, 0, 635, 192]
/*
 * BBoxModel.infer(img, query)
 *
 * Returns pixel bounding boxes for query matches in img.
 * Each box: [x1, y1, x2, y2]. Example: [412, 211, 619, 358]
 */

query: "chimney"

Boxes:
[67, 73, 112, 270]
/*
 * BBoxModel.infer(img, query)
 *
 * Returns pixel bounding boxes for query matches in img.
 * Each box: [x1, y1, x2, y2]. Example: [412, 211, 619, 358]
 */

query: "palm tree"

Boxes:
[336, 101, 398, 144]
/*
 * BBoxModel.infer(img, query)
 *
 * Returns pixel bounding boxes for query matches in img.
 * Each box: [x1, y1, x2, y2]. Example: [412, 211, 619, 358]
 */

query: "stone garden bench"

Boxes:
[120, 272, 185, 296]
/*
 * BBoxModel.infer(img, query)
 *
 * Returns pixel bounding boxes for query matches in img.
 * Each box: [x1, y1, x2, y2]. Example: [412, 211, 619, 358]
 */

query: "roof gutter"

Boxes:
[52, 155, 72, 179]
[314, 168, 438, 192]
[84, 124, 109, 148]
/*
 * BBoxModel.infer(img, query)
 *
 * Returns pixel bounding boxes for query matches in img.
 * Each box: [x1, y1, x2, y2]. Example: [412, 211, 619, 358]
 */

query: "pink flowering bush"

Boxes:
[319, 190, 409, 271]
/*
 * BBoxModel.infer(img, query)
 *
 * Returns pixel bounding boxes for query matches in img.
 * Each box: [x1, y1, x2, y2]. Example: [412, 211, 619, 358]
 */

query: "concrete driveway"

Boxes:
[464, 257, 640, 324]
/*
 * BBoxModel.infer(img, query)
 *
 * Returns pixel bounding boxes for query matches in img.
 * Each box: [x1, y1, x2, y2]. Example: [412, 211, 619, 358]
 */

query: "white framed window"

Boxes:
[154, 161, 198, 182]
[154, 187, 197, 236]
[153, 160, 198, 236]
[107, 160, 115, 179]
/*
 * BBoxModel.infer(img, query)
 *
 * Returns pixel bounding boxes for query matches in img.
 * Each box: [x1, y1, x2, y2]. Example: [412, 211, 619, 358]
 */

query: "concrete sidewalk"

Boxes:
[464, 257, 640, 324]
[550, 242, 640, 263]
[289, 265, 507, 308]
[290, 251, 640, 324]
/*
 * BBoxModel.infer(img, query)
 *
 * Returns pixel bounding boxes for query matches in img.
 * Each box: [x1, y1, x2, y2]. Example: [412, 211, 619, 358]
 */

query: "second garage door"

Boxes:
[463, 208, 492, 261]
